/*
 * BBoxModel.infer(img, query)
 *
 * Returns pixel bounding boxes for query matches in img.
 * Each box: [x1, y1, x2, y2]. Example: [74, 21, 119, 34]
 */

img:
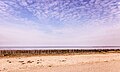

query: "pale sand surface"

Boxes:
[0, 53, 120, 72]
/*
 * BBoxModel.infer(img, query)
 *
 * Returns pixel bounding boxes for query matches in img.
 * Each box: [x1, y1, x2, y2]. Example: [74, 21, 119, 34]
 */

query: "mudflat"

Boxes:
[1, 53, 120, 72]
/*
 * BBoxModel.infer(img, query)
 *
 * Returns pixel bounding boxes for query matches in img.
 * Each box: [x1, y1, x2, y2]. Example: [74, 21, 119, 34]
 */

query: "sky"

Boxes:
[0, 0, 120, 46]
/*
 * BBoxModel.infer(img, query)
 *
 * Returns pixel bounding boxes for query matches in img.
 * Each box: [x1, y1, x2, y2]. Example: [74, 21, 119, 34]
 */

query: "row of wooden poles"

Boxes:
[0, 49, 120, 55]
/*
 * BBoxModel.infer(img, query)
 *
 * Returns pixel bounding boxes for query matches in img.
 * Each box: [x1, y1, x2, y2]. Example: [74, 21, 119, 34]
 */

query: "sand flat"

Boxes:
[1, 53, 120, 72]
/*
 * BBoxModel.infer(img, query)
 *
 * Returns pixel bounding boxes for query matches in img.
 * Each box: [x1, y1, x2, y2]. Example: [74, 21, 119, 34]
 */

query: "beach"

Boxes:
[1, 53, 120, 72]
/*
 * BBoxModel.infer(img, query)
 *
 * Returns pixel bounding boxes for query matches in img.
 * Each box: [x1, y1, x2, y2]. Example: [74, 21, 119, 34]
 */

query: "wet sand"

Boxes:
[1, 53, 120, 72]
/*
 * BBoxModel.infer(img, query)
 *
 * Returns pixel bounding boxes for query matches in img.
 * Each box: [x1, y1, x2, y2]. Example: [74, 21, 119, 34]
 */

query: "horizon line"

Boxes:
[0, 46, 120, 48]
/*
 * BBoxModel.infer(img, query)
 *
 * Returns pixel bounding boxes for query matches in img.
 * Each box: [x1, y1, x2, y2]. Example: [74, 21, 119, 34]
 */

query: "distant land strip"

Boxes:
[0, 49, 120, 57]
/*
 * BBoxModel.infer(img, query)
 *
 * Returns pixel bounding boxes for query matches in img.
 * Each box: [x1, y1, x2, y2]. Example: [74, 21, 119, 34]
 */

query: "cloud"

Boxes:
[0, 21, 120, 46]
[1, 0, 120, 24]
[0, 25, 59, 45]
[0, 0, 120, 46]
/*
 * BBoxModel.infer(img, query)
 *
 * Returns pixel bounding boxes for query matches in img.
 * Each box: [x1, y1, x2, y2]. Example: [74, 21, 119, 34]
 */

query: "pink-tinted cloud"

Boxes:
[0, 23, 120, 46]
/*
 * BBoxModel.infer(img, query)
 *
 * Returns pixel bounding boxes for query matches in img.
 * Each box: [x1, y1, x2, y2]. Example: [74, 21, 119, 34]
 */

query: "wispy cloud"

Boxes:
[0, 0, 120, 46]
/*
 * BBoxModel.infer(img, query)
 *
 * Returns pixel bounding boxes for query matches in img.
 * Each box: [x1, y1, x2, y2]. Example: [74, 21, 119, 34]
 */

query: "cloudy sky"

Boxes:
[0, 0, 120, 46]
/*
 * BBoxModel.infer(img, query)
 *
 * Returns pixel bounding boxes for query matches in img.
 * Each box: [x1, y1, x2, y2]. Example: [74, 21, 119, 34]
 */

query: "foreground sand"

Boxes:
[1, 53, 120, 72]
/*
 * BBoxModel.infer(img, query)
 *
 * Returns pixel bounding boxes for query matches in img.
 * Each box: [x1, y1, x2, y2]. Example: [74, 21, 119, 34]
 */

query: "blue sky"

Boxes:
[0, 0, 120, 46]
